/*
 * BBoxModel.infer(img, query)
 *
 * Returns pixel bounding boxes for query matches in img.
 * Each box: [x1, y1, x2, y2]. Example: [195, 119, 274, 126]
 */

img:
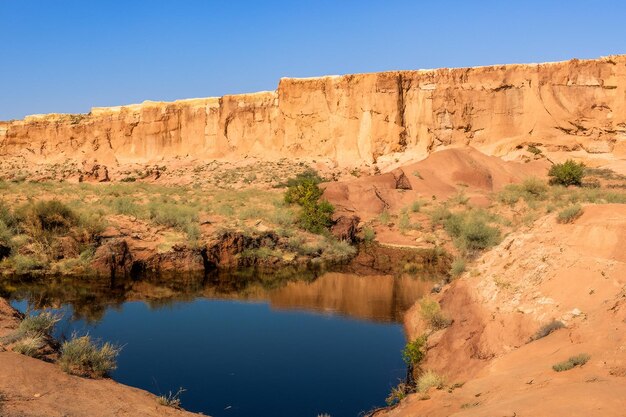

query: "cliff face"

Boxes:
[1, 55, 625, 166]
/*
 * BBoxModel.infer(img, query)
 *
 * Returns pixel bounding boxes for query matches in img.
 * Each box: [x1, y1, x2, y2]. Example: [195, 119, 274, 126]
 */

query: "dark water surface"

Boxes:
[5, 271, 430, 417]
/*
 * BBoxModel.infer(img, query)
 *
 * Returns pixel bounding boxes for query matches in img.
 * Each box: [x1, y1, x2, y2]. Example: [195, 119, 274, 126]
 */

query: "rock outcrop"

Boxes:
[1, 55, 625, 167]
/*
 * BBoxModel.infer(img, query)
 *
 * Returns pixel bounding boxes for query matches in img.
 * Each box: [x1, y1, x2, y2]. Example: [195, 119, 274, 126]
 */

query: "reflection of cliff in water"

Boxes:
[1, 269, 433, 323]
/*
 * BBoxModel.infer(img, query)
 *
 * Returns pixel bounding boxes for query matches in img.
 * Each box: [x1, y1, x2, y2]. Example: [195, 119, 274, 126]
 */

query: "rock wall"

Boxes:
[1, 55, 625, 166]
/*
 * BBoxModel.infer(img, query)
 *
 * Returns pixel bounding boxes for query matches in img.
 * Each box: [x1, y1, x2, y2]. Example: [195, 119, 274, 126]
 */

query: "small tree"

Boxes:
[548, 160, 585, 186]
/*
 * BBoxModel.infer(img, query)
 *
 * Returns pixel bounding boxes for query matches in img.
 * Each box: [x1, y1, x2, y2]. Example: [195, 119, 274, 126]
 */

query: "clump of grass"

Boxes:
[379, 210, 391, 226]
[419, 298, 452, 330]
[12, 334, 45, 357]
[531, 320, 565, 341]
[9, 254, 45, 275]
[411, 200, 424, 213]
[19, 311, 59, 335]
[450, 257, 466, 277]
[110, 197, 142, 217]
[402, 334, 428, 365]
[59, 334, 120, 378]
[417, 370, 445, 393]
[552, 353, 590, 372]
[527, 145, 542, 155]
[18, 200, 78, 235]
[557, 204, 583, 224]
[386, 382, 410, 406]
[157, 387, 186, 408]
[362, 226, 376, 244]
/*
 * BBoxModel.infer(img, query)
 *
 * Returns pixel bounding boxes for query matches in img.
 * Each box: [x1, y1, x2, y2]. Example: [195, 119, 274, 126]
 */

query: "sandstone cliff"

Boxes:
[1, 55, 625, 167]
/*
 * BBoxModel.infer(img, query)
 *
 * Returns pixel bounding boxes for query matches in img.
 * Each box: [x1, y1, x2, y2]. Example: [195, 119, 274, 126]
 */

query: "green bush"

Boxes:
[442, 212, 501, 252]
[402, 334, 428, 365]
[549, 160, 586, 186]
[284, 170, 334, 234]
[557, 204, 583, 224]
[552, 353, 590, 372]
[10, 254, 45, 274]
[59, 334, 120, 378]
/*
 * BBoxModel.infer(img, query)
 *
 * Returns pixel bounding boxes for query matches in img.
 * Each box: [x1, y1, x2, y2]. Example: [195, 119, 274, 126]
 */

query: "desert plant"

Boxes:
[417, 370, 445, 393]
[531, 320, 565, 341]
[450, 257, 466, 277]
[19, 311, 59, 335]
[59, 334, 120, 378]
[386, 382, 410, 406]
[419, 298, 452, 330]
[549, 160, 586, 186]
[157, 387, 186, 408]
[527, 145, 542, 155]
[362, 226, 376, 244]
[283, 170, 334, 234]
[557, 204, 583, 223]
[9, 254, 45, 274]
[12, 334, 45, 357]
[402, 334, 428, 365]
[18, 200, 78, 235]
[379, 210, 391, 226]
[552, 353, 590, 372]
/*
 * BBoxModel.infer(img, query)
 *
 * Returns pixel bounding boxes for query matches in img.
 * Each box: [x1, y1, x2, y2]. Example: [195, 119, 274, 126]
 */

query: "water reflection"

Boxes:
[1, 269, 432, 323]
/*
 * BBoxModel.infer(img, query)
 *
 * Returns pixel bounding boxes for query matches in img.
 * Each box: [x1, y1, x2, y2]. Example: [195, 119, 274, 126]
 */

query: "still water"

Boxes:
[4, 271, 430, 417]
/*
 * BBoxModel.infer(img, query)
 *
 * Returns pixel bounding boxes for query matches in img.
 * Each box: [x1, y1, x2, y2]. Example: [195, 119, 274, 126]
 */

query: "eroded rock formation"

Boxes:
[1, 55, 625, 167]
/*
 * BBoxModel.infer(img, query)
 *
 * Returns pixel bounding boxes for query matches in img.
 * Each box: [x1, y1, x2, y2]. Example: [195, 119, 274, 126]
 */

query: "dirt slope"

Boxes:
[381, 204, 626, 416]
[1, 55, 625, 170]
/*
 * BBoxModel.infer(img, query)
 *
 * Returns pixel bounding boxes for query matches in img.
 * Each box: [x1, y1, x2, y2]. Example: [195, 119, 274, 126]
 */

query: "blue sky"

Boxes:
[1, 0, 624, 120]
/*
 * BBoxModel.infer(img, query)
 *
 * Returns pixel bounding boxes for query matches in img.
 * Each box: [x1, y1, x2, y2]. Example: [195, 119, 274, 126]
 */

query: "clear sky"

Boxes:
[1, 0, 624, 120]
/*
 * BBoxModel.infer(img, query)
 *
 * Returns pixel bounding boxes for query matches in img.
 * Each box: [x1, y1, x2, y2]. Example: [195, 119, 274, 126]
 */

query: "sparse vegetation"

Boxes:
[386, 382, 410, 406]
[19, 311, 59, 335]
[59, 334, 120, 378]
[532, 320, 565, 341]
[417, 370, 445, 393]
[157, 387, 186, 408]
[552, 353, 590, 372]
[450, 257, 466, 277]
[549, 160, 586, 187]
[557, 204, 583, 223]
[527, 145, 542, 155]
[12, 334, 45, 357]
[362, 226, 376, 244]
[419, 298, 451, 330]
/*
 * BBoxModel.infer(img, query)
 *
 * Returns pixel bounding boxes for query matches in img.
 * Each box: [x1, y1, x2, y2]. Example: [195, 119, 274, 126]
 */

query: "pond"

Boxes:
[3, 270, 432, 417]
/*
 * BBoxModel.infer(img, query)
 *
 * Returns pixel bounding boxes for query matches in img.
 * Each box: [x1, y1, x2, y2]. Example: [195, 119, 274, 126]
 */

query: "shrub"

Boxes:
[527, 145, 542, 155]
[111, 197, 142, 217]
[148, 201, 199, 230]
[298, 200, 334, 234]
[402, 334, 428, 365]
[398, 210, 410, 233]
[557, 204, 583, 224]
[10, 254, 45, 274]
[450, 257, 466, 277]
[59, 334, 120, 378]
[417, 370, 445, 392]
[17, 200, 78, 241]
[549, 160, 586, 186]
[443, 212, 501, 252]
[157, 387, 186, 408]
[362, 226, 376, 244]
[552, 353, 590, 372]
[521, 177, 548, 198]
[19, 311, 59, 335]
[283, 170, 334, 234]
[411, 200, 424, 213]
[419, 298, 452, 330]
[13, 334, 45, 357]
[379, 210, 391, 226]
[532, 320, 565, 341]
[386, 382, 409, 406]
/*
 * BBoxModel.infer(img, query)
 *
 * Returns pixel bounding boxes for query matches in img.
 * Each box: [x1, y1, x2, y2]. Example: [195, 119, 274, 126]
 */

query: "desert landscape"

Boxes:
[1, 7, 626, 415]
